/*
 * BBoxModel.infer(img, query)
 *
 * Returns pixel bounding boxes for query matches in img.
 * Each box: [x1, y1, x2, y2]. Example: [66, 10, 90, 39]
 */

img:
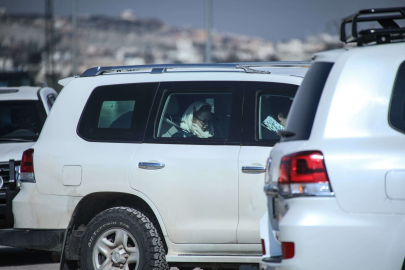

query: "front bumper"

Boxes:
[270, 197, 405, 270]
[0, 160, 21, 228]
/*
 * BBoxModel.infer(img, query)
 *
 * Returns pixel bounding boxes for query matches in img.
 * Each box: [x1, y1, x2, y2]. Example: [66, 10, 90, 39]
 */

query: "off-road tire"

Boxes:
[79, 207, 168, 270]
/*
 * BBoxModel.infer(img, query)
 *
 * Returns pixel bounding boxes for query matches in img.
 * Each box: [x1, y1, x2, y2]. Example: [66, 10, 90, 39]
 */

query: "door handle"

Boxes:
[139, 162, 165, 170]
[242, 166, 266, 174]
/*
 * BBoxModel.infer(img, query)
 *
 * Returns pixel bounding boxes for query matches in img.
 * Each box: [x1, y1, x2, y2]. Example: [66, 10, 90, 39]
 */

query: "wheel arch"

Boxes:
[62, 191, 168, 264]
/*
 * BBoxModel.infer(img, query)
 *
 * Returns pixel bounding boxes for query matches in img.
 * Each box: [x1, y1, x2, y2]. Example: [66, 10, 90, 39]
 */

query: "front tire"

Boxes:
[79, 207, 168, 270]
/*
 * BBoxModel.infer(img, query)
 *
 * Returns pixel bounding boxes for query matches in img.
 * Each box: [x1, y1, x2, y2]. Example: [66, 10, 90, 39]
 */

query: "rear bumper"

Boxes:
[260, 257, 282, 270]
[0, 228, 65, 252]
[272, 197, 405, 270]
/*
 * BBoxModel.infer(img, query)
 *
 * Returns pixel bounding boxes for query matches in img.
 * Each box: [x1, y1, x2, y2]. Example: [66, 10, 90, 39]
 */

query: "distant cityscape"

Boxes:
[0, 9, 344, 89]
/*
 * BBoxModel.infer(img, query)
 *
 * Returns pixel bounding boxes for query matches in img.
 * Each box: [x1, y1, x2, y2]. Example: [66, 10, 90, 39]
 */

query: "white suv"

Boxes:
[0, 63, 308, 270]
[262, 6, 405, 270]
[0, 71, 57, 229]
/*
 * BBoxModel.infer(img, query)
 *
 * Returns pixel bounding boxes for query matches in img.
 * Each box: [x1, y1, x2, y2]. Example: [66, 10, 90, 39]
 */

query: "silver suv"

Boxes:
[262, 6, 405, 270]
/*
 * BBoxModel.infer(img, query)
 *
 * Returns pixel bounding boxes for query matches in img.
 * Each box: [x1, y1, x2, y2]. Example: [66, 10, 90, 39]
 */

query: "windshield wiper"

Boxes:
[0, 138, 35, 142]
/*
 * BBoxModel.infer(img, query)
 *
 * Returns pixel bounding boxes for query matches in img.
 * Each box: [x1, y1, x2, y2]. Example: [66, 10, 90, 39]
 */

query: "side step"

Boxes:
[262, 256, 282, 263]
[0, 229, 65, 252]
[166, 255, 262, 263]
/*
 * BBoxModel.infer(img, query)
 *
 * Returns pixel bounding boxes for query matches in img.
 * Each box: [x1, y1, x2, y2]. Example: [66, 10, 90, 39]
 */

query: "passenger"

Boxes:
[278, 112, 287, 127]
[173, 101, 214, 138]
[262, 109, 288, 133]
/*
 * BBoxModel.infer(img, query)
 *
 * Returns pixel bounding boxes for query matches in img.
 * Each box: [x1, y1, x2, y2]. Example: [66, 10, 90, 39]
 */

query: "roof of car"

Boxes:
[312, 41, 405, 63]
[0, 86, 41, 101]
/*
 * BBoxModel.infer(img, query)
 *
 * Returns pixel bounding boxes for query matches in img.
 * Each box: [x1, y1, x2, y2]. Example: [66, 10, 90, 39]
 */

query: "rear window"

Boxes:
[389, 61, 405, 133]
[0, 100, 47, 142]
[281, 62, 334, 142]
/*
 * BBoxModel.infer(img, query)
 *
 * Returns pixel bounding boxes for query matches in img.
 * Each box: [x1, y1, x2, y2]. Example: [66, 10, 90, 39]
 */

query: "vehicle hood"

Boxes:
[0, 142, 35, 162]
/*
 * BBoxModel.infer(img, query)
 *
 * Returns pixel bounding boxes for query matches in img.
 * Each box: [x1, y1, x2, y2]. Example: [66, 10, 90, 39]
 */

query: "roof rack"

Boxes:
[340, 6, 405, 45]
[227, 61, 311, 67]
[81, 61, 311, 77]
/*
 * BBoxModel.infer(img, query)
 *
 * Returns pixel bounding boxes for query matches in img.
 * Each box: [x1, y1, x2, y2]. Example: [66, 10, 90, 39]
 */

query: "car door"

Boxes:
[128, 81, 243, 244]
[237, 81, 297, 243]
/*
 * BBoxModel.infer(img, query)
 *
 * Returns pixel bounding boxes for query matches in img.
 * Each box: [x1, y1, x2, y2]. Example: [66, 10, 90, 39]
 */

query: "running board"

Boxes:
[166, 255, 262, 263]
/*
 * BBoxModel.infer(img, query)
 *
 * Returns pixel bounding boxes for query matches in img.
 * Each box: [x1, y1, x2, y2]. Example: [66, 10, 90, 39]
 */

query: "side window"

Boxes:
[98, 100, 135, 128]
[258, 94, 293, 140]
[77, 83, 156, 142]
[390, 61, 405, 133]
[156, 92, 233, 139]
[47, 94, 56, 109]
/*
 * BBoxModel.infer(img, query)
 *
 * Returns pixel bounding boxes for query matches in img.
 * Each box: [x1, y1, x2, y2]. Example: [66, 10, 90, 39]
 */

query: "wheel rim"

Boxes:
[92, 228, 140, 270]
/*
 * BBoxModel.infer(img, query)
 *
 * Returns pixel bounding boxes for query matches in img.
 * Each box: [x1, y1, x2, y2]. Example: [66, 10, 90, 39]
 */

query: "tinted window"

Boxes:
[0, 100, 47, 142]
[98, 100, 135, 128]
[259, 94, 293, 140]
[282, 62, 334, 142]
[77, 83, 157, 142]
[241, 82, 298, 147]
[389, 61, 405, 133]
[156, 92, 233, 139]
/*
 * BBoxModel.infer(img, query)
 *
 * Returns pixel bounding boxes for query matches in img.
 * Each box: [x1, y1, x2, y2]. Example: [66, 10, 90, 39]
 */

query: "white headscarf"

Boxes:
[180, 101, 214, 138]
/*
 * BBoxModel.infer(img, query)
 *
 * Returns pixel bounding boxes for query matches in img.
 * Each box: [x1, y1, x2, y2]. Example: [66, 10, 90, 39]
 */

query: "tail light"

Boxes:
[282, 242, 295, 259]
[20, 148, 35, 183]
[261, 239, 266, 255]
[278, 151, 333, 196]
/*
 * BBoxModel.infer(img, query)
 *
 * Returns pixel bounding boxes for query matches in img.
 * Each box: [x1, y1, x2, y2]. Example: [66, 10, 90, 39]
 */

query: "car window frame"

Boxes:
[242, 81, 298, 147]
[143, 81, 244, 146]
[281, 62, 334, 142]
[389, 61, 405, 134]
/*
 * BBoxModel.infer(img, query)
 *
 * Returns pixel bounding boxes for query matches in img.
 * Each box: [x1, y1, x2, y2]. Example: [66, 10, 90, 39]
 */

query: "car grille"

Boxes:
[0, 162, 20, 191]
[0, 161, 21, 228]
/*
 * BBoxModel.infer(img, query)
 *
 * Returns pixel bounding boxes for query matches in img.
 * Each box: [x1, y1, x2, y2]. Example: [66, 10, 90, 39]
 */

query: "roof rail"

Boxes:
[228, 61, 311, 67]
[340, 6, 405, 45]
[81, 64, 238, 77]
[81, 61, 311, 77]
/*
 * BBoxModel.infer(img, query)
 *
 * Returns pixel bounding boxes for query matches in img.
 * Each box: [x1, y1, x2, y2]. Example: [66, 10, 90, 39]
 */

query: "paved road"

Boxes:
[0, 246, 192, 270]
[0, 246, 58, 270]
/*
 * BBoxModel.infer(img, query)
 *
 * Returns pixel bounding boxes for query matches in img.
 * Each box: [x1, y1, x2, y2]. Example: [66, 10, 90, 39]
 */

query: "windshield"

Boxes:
[0, 101, 47, 142]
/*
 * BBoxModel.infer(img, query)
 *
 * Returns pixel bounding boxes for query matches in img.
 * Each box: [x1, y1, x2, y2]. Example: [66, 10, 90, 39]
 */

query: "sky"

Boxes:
[0, 0, 404, 41]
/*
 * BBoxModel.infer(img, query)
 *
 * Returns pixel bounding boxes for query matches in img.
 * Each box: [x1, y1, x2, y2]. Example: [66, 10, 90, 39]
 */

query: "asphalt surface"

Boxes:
[0, 246, 58, 270]
[0, 246, 193, 270]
